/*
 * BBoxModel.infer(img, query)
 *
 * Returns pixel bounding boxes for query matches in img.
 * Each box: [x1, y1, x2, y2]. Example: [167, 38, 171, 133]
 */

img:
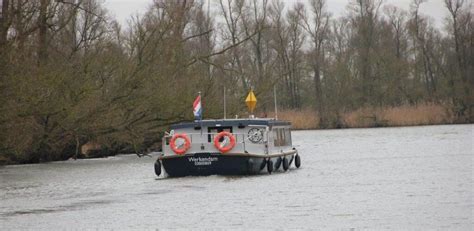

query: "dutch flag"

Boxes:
[193, 95, 202, 120]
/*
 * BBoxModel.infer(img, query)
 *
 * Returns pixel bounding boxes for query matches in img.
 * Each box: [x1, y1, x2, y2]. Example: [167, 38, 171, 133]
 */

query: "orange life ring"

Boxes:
[170, 133, 191, 155]
[214, 131, 236, 153]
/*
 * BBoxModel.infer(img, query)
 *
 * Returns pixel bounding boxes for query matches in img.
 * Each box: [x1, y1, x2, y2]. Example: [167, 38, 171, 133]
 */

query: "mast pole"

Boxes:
[274, 85, 278, 120]
[199, 91, 203, 135]
[223, 86, 227, 119]
[198, 91, 202, 120]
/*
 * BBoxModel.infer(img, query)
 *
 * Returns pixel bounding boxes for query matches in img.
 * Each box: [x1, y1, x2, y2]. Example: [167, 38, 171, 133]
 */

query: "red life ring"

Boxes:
[214, 131, 236, 153]
[170, 133, 191, 155]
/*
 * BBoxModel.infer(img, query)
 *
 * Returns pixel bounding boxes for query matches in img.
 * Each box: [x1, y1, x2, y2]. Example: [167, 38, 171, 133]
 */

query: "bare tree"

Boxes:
[349, 0, 384, 105]
[444, 0, 473, 119]
[218, 0, 248, 90]
[384, 5, 407, 59]
[269, 1, 305, 109]
[300, 0, 331, 125]
[409, 0, 438, 100]
[383, 5, 414, 104]
[0, 0, 9, 48]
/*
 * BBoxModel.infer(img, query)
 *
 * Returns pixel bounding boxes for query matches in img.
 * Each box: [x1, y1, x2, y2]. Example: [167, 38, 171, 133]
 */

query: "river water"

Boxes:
[0, 125, 472, 229]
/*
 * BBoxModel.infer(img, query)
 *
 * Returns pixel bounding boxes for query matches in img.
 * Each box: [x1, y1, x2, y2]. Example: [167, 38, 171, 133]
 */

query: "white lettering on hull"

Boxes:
[188, 157, 218, 166]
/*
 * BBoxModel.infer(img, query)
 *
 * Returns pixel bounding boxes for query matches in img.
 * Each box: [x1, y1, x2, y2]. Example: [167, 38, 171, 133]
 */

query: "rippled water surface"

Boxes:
[1, 125, 472, 229]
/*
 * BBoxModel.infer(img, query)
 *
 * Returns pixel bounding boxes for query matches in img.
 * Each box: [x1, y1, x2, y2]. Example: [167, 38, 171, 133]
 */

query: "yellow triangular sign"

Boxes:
[245, 90, 257, 113]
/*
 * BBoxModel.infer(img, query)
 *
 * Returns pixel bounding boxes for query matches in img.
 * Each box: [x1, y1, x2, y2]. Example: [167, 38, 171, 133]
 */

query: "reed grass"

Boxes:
[380, 103, 453, 127]
[343, 107, 382, 128]
[277, 103, 453, 129]
[268, 109, 320, 130]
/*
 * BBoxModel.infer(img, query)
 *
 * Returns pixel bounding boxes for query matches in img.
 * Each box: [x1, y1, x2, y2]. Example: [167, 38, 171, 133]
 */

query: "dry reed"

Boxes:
[268, 109, 320, 130]
[380, 103, 453, 126]
[277, 103, 453, 129]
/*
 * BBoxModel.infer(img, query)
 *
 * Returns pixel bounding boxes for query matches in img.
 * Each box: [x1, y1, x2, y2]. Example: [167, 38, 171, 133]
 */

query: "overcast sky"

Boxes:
[104, 0, 450, 29]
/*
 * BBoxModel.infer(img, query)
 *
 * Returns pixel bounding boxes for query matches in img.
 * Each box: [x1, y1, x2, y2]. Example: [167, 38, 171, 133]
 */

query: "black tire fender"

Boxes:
[154, 160, 162, 176]
[282, 157, 289, 171]
[267, 159, 273, 174]
[295, 154, 301, 168]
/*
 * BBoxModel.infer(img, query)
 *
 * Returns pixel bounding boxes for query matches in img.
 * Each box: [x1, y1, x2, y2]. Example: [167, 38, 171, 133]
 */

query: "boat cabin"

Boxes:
[162, 119, 293, 156]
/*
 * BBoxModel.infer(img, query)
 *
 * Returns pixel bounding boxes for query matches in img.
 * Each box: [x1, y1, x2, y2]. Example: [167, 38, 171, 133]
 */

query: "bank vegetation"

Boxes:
[0, 0, 472, 164]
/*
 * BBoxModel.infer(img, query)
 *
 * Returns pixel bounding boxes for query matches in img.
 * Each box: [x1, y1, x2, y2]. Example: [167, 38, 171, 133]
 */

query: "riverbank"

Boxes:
[1, 103, 470, 166]
[276, 103, 468, 130]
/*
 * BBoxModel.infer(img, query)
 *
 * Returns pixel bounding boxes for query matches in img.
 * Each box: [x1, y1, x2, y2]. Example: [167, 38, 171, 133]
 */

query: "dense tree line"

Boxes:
[0, 0, 472, 163]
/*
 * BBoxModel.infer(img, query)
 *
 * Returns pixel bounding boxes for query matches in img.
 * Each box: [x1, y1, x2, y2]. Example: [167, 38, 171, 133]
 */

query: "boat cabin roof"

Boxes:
[170, 119, 291, 130]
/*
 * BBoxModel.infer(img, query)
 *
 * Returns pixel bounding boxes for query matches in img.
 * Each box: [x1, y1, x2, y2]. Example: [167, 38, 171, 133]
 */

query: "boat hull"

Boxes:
[159, 152, 294, 177]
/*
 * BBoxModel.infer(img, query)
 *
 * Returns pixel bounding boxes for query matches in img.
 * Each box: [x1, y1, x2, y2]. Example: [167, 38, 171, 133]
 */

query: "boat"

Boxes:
[154, 90, 301, 177]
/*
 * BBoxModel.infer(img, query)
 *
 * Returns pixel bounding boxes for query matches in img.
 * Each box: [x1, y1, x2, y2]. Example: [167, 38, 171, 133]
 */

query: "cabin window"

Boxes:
[274, 128, 282, 147]
[285, 128, 292, 146]
[273, 127, 291, 146]
[273, 128, 278, 146]
[279, 129, 285, 146]
[208, 126, 233, 142]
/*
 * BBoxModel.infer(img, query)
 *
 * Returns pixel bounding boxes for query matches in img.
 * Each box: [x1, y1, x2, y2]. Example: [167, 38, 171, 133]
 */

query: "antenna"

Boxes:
[274, 85, 278, 120]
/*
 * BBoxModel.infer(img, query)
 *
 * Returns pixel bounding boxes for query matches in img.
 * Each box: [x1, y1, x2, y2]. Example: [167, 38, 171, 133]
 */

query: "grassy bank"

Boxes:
[276, 103, 459, 130]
